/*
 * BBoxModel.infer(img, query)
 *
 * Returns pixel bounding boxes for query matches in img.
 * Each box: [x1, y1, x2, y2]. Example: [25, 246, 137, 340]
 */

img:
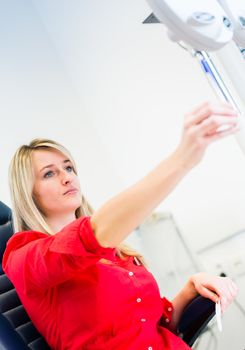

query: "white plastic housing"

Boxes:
[146, 0, 233, 51]
[218, 0, 245, 46]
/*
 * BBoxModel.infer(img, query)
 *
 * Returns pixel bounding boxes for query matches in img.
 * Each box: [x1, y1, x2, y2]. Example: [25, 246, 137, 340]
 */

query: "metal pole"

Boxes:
[194, 50, 245, 156]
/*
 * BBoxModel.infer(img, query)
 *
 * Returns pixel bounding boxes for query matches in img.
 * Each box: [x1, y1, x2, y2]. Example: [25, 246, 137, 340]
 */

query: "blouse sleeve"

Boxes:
[3, 216, 115, 292]
[160, 297, 174, 330]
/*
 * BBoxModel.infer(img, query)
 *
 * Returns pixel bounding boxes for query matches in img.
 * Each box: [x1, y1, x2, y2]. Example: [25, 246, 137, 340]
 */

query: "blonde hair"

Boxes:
[9, 138, 145, 263]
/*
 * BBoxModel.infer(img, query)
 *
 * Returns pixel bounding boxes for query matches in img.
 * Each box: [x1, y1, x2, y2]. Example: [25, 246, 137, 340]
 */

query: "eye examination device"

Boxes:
[144, 0, 245, 155]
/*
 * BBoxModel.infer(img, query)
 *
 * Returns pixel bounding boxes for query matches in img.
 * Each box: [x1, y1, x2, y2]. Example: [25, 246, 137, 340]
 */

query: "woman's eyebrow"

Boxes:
[39, 159, 71, 173]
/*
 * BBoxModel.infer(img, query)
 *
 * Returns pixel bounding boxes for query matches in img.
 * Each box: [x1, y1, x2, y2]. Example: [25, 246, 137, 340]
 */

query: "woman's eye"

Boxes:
[44, 171, 54, 178]
[43, 166, 74, 179]
[66, 165, 74, 172]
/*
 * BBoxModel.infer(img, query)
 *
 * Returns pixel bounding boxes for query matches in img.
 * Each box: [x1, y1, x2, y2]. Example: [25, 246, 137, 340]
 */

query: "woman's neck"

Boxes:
[47, 213, 76, 234]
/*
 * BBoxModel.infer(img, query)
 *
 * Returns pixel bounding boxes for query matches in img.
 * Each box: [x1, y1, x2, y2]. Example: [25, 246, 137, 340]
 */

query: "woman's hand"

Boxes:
[189, 272, 238, 313]
[174, 101, 240, 171]
[171, 272, 238, 331]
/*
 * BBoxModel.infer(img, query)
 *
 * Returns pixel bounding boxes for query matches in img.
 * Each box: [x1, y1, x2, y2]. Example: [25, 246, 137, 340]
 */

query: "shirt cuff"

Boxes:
[161, 297, 174, 328]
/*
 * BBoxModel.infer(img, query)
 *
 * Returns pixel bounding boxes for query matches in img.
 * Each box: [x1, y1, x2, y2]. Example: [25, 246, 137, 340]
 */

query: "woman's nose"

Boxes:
[61, 170, 73, 184]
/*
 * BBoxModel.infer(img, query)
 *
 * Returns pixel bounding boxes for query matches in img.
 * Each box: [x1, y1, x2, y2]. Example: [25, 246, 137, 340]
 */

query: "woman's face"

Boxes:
[32, 148, 82, 218]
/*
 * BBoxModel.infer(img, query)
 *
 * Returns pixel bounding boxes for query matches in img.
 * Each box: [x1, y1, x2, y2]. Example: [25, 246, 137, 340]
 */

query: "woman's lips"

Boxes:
[64, 189, 78, 195]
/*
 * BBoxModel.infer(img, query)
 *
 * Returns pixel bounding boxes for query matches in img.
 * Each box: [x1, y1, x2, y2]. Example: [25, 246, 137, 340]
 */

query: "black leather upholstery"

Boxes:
[0, 201, 51, 350]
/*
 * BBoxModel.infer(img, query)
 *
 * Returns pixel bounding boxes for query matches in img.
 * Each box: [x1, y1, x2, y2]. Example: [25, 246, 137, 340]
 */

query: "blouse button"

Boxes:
[136, 298, 142, 303]
[148, 347, 153, 350]
[128, 271, 134, 276]
[140, 318, 146, 322]
[168, 307, 172, 312]
[165, 318, 170, 323]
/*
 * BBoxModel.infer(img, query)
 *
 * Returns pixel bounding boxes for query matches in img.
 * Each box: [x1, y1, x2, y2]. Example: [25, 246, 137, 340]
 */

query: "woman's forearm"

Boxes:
[91, 150, 189, 247]
[91, 102, 238, 248]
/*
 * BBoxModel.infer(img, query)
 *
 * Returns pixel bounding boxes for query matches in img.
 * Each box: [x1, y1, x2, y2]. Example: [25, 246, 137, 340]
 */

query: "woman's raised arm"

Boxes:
[91, 101, 239, 248]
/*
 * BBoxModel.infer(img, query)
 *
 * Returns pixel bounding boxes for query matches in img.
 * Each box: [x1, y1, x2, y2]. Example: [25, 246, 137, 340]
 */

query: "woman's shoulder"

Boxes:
[8, 230, 48, 248]
[2, 230, 48, 267]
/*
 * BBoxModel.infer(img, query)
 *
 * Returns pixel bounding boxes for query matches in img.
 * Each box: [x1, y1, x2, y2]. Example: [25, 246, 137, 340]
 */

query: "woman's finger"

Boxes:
[216, 278, 238, 312]
[231, 280, 239, 294]
[198, 285, 219, 303]
[184, 103, 238, 128]
[227, 282, 238, 297]
[186, 101, 234, 119]
[193, 115, 238, 136]
[206, 124, 240, 142]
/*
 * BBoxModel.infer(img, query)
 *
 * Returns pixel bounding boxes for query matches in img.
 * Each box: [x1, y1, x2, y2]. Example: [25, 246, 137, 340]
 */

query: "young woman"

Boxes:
[3, 101, 238, 349]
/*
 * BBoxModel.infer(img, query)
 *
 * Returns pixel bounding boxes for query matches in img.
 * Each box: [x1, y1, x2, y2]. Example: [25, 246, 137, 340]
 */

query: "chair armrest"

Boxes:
[177, 295, 215, 347]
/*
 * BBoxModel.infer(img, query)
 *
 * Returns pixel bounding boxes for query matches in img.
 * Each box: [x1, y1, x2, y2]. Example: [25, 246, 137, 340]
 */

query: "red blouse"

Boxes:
[3, 216, 191, 350]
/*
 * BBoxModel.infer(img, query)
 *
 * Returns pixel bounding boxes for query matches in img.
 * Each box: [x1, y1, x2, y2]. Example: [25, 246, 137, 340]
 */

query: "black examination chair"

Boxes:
[0, 201, 50, 350]
[0, 201, 215, 349]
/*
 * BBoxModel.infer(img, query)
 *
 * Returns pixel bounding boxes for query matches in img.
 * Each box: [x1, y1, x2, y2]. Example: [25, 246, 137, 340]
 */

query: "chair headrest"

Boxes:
[0, 202, 12, 225]
[0, 202, 14, 264]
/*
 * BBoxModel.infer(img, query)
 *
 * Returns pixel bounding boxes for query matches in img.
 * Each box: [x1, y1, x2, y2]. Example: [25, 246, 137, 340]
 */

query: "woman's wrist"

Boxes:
[171, 147, 196, 175]
[171, 276, 199, 313]
[181, 276, 199, 302]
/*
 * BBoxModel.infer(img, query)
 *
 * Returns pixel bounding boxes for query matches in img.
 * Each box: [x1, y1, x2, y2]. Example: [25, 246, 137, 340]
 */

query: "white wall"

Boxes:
[1, 0, 245, 253]
[0, 0, 122, 210]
